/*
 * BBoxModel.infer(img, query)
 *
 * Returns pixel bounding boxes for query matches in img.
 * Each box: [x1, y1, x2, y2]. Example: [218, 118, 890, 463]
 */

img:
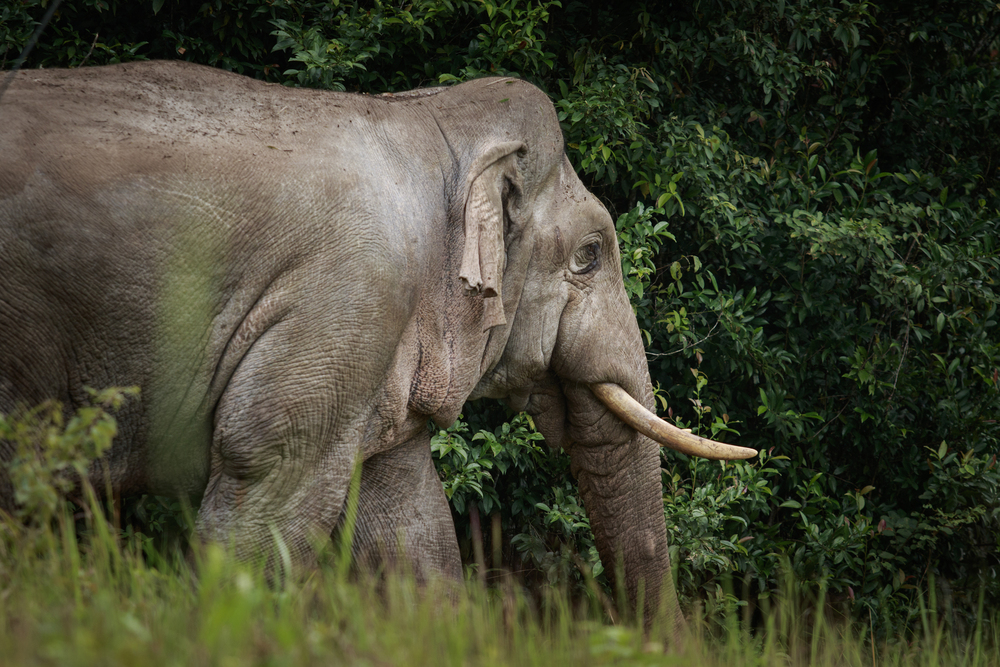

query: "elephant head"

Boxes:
[435, 78, 757, 624]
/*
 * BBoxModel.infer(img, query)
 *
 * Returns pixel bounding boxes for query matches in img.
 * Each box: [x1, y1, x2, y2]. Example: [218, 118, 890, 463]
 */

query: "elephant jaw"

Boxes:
[589, 383, 757, 461]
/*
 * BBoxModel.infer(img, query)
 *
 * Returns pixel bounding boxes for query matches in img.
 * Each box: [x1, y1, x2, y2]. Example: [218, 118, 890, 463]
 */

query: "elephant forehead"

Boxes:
[533, 180, 613, 249]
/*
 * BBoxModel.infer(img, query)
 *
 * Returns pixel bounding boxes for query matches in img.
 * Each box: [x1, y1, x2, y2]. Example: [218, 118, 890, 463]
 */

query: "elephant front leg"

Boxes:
[347, 432, 462, 582]
[195, 389, 360, 568]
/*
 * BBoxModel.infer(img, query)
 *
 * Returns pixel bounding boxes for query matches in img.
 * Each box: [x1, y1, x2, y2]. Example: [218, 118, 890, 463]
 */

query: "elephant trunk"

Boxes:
[569, 383, 753, 632]
[570, 427, 679, 628]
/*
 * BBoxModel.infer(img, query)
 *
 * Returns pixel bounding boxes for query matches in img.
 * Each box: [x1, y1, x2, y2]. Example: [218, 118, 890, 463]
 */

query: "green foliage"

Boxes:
[664, 453, 779, 593]
[577, 0, 1000, 634]
[431, 413, 605, 585]
[441, 0, 560, 81]
[431, 413, 547, 516]
[614, 202, 674, 324]
[269, 1, 427, 90]
[0, 387, 138, 526]
[557, 62, 660, 196]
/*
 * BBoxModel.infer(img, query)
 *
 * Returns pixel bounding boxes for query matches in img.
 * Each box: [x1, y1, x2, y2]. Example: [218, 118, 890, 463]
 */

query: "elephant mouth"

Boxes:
[589, 383, 757, 460]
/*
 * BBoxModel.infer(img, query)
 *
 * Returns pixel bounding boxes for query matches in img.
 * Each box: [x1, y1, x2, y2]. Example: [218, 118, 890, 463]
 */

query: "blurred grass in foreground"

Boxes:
[0, 508, 998, 667]
[1, 392, 998, 666]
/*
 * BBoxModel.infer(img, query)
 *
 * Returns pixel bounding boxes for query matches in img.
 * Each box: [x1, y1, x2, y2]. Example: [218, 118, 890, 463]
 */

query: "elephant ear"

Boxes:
[459, 141, 525, 331]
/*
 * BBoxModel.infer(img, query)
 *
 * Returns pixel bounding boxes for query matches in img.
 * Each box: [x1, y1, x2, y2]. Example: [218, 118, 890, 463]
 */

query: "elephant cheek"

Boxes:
[524, 381, 569, 450]
[530, 408, 566, 451]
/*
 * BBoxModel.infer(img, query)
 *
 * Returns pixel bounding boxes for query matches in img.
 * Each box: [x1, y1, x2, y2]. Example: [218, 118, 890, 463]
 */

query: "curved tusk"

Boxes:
[590, 382, 758, 460]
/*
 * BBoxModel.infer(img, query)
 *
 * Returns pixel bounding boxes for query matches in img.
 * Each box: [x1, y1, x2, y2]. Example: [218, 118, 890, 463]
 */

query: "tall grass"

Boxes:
[1, 393, 997, 666]
[1, 502, 998, 667]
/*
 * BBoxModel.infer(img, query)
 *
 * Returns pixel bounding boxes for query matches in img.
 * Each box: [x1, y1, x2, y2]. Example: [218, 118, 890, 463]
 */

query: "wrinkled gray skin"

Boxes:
[0, 62, 677, 623]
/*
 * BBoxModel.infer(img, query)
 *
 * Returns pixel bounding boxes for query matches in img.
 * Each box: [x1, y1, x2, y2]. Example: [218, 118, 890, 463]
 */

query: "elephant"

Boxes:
[0, 61, 755, 624]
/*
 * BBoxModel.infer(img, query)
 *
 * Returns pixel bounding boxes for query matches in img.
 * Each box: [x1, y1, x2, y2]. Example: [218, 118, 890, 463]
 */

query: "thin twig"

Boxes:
[869, 607, 876, 667]
[645, 320, 722, 358]
[78, 32, 99, 68]
[885, 322, 910, 406]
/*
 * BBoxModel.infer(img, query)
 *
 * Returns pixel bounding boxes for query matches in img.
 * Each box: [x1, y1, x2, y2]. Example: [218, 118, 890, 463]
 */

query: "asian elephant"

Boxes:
[0, 61, 755, 623]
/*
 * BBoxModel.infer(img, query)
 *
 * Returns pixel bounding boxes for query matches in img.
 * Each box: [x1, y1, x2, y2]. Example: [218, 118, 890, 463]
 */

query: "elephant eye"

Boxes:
[571, 241, 601, 275]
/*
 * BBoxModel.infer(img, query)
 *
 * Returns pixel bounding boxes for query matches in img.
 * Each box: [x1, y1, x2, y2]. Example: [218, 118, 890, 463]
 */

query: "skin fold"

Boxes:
[0, 61, 747, 627]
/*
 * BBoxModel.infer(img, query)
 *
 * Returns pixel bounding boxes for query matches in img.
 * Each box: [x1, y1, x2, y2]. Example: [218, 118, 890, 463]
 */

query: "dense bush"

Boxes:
[3, 0, 998, 636]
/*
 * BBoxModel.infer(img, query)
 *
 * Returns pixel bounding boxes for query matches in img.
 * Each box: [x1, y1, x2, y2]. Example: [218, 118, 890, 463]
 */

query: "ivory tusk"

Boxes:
[590, 382, 758, 460]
